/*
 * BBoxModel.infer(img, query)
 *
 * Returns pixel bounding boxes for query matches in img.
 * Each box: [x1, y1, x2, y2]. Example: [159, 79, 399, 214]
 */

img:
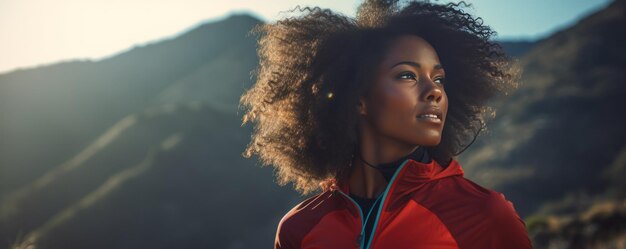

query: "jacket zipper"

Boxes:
[336, 159, 411, 249]
[336, 190, 365, 248]
[364, 159, 410, 249]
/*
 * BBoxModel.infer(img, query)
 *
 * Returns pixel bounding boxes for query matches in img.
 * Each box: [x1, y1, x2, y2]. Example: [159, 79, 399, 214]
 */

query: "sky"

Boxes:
[0, 0, 612, 74]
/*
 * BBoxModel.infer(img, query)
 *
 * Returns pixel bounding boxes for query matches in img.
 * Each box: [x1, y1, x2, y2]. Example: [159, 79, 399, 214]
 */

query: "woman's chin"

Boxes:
[413, 136, 442, 147]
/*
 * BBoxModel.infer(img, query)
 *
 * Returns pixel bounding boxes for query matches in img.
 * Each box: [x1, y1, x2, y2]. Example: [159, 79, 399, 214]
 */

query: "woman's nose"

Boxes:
[419, 77, 443, 103]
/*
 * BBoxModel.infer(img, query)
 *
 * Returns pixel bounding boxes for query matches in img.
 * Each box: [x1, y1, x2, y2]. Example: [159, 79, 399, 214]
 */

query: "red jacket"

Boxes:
[274, 157, 533, 249]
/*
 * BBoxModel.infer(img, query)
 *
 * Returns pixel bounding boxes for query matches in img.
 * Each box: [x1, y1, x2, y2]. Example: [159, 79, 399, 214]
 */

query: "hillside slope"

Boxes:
[459, 0, 626, 220]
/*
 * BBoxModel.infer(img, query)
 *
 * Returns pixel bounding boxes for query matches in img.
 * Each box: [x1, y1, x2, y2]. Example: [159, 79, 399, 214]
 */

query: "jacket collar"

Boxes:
[331, 157, 465, 196]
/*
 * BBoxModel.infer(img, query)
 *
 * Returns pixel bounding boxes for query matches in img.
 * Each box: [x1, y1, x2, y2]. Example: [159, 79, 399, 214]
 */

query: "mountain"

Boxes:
[0, 13, 260, 197]
[0, 14, 303, 249]
[499, 40, 536, 58]
[6, 103, 299, 249]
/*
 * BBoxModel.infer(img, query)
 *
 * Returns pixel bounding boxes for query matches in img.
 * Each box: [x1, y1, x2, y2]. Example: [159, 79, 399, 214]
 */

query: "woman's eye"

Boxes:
[397, 72, 416, 80]
[434, 77, 446, 84]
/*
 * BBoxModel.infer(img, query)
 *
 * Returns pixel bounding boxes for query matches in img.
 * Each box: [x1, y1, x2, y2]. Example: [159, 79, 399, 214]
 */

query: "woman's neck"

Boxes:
[347, 145, 420, 199]
[349, 118, 423, 198]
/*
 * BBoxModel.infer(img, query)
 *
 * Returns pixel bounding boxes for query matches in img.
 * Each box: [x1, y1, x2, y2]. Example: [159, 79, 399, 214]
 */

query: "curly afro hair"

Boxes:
[239, 0, 519, 195]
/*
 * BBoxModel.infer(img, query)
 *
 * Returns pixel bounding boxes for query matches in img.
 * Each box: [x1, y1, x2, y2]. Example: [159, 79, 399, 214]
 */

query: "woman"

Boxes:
[239, 0, 532, 248]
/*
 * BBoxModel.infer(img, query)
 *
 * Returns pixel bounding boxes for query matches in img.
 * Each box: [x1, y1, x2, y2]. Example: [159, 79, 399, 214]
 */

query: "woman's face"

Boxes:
[359, 35, 448, 148]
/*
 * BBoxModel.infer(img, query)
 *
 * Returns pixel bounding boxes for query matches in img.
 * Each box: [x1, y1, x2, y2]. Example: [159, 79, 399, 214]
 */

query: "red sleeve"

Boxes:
[274, 213, 297, 249]
[489, 192, 534, 249]
[273, 193, 328, 249]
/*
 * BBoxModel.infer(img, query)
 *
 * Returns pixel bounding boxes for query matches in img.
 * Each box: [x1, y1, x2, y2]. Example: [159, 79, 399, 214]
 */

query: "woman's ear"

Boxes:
[357, 97, 367, 115]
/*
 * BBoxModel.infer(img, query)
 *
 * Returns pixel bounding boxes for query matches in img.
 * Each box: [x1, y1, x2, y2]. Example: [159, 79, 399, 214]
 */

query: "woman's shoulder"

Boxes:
[274, 190, 340, 248]
[425, 174, 526, 227]
[431, 176, 533, 248]
[278, 191, 334, 222]
[474, 184, 533, 248]
[457, 176, 521, 212]
[443, 175, 522, 215]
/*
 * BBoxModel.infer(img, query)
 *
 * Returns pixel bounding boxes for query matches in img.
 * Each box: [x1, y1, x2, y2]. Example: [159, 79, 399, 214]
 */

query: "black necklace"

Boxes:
[357, 153, 385, 170]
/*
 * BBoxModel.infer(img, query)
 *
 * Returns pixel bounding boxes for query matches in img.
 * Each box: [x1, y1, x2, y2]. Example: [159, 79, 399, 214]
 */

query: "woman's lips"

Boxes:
[416, 114, 442, 124]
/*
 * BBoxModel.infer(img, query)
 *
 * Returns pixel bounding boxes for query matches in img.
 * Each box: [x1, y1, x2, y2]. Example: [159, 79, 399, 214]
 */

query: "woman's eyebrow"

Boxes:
[391, 61, 420, 69]
[390, 61, 444, 70]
